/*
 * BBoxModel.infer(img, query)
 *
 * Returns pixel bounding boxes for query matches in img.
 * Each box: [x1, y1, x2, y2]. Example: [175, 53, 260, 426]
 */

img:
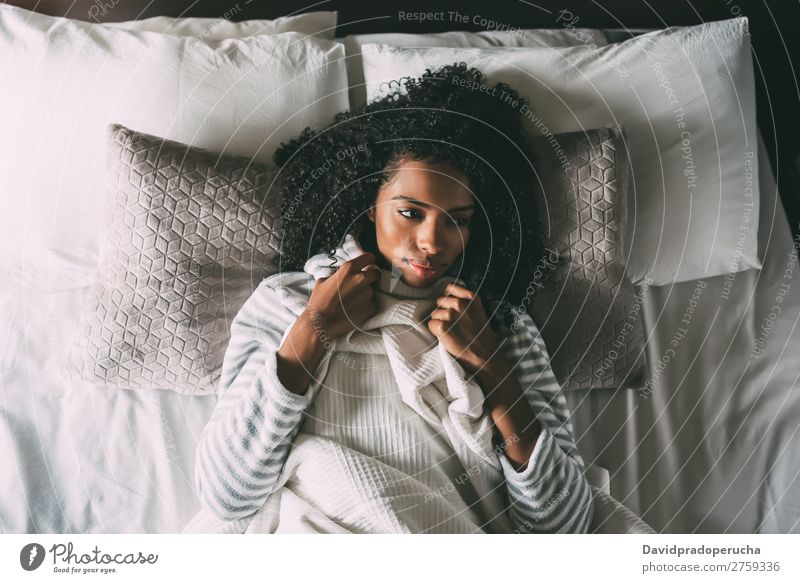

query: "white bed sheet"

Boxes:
[565, 134, 800, 533]
[1, 136, 796, 533]
[0, 289, 217, 533]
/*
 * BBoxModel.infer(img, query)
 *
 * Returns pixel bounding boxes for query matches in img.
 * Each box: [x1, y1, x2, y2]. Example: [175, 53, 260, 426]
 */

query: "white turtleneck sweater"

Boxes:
[194, 237, 594, 533]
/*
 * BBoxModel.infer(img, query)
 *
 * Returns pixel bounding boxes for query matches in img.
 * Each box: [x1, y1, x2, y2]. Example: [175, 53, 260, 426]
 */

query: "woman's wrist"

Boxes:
[471, 353, 540, 470]
[470, 351, 513, 388]
[276, 310, 327, 394]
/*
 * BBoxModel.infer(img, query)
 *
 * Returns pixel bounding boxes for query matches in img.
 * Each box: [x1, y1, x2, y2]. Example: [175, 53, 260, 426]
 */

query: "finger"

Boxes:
[427, 318, 446, 337]
[355, 284, 375, 303]
[349, 270, 379, 290]
[443, 282, 474, 300]
[429, 308, 456, 322]
[344, 251, 377, 272]
[435, 295, 465, 312]
[360, 265, 382, 285]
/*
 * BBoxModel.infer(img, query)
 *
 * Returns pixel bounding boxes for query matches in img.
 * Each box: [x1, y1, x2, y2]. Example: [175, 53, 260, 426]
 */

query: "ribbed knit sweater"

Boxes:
[194, 235, 594, 533]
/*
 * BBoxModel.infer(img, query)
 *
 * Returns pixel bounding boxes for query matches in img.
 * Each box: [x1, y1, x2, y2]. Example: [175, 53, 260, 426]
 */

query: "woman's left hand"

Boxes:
[427, 282, 500, 375]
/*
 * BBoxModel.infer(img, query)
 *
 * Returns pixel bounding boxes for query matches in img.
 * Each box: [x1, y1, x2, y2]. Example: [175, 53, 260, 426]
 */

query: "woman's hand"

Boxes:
[304, 252, 381, 340]
[427, 282, 501, 376]
[279, 253, 381, 394]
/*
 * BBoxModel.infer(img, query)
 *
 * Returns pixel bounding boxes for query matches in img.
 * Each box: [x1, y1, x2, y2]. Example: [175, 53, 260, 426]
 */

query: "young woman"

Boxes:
[193, 64, 594, 533]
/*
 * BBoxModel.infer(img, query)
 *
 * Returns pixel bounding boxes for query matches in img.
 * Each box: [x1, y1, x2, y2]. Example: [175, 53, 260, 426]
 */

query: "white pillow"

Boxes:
[106, 11, 337, 40]
[0, 5, 348, 289]
[360, 18, 760, 286]
[344, 28, 608, 110]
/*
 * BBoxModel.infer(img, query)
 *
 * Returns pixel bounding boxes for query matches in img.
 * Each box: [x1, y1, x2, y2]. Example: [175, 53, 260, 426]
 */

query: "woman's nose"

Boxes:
[417, 219, 445, 255]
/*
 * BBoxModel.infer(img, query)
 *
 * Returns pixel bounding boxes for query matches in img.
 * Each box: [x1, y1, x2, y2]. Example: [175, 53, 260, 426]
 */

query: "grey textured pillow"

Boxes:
[528, 126, 648, 391]
[60, 124, 282, 395]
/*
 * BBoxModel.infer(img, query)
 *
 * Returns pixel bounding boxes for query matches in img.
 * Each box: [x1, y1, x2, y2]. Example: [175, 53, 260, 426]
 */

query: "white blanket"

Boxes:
[185, 235, 513, 533]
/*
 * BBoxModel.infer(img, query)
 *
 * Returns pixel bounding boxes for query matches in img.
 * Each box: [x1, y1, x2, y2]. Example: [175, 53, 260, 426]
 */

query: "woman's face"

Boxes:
[368, 159, 475, 287]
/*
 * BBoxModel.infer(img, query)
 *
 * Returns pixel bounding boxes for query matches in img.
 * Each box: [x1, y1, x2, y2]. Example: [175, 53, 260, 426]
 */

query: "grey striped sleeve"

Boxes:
[194, 274, 316, 522]
[496, 308, 595, 534]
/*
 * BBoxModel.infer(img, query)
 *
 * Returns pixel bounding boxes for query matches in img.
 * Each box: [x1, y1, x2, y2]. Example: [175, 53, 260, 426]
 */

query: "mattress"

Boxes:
[0, 135, 796, 534]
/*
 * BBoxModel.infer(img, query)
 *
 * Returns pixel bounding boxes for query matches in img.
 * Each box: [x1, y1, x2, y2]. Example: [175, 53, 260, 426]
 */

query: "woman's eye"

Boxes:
[397, 209, 422, 220]
[396, 209, 471, 227]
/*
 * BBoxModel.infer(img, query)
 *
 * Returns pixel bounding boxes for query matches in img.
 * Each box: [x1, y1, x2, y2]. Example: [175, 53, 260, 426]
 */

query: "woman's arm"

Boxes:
[475, 353, 540, 470]
[194, 274, 321, 522]
[476, 309, 594, 534]
[277, 309, 328, 395]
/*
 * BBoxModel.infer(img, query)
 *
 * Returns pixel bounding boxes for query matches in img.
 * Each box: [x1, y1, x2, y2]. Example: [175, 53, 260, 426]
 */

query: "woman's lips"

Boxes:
[406, 258, 441, 279]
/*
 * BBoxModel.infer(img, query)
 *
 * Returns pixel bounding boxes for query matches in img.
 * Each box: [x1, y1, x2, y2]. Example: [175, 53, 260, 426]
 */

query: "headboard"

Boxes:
[7, 0, 800, 235]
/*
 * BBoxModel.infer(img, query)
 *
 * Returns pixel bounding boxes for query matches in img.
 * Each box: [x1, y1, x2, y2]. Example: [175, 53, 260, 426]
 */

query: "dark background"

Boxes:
[9, 0, 800, 236]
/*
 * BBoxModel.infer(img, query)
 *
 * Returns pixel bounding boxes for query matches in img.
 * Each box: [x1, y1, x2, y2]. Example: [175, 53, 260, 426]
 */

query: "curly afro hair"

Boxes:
[271, 62, 545, 336]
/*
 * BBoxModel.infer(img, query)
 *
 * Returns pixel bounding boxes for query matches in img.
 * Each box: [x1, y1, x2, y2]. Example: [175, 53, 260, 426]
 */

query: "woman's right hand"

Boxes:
[305, 252, 381, 339]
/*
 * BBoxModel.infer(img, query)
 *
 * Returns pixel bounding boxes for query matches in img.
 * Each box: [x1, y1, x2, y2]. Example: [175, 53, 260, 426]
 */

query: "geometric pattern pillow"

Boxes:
[59, 124, 282, 395]
[528, 126, 649, 391]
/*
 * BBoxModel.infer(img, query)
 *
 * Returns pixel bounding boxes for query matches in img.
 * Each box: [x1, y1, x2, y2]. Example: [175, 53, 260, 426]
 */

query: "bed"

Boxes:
[1, 1, 799, 534]
[565, 134, 800, 533]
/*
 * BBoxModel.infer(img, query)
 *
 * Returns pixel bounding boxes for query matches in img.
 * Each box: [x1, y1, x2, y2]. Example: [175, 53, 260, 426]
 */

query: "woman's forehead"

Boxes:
[378, 160, 474, 207]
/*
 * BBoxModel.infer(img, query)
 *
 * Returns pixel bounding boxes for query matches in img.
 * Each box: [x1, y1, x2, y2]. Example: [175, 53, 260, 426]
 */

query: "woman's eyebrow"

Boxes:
[391, 195, 475, 212]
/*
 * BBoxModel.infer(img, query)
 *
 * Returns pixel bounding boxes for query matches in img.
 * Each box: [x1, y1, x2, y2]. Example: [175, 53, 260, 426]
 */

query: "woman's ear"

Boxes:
[368, 206, 375, 223]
